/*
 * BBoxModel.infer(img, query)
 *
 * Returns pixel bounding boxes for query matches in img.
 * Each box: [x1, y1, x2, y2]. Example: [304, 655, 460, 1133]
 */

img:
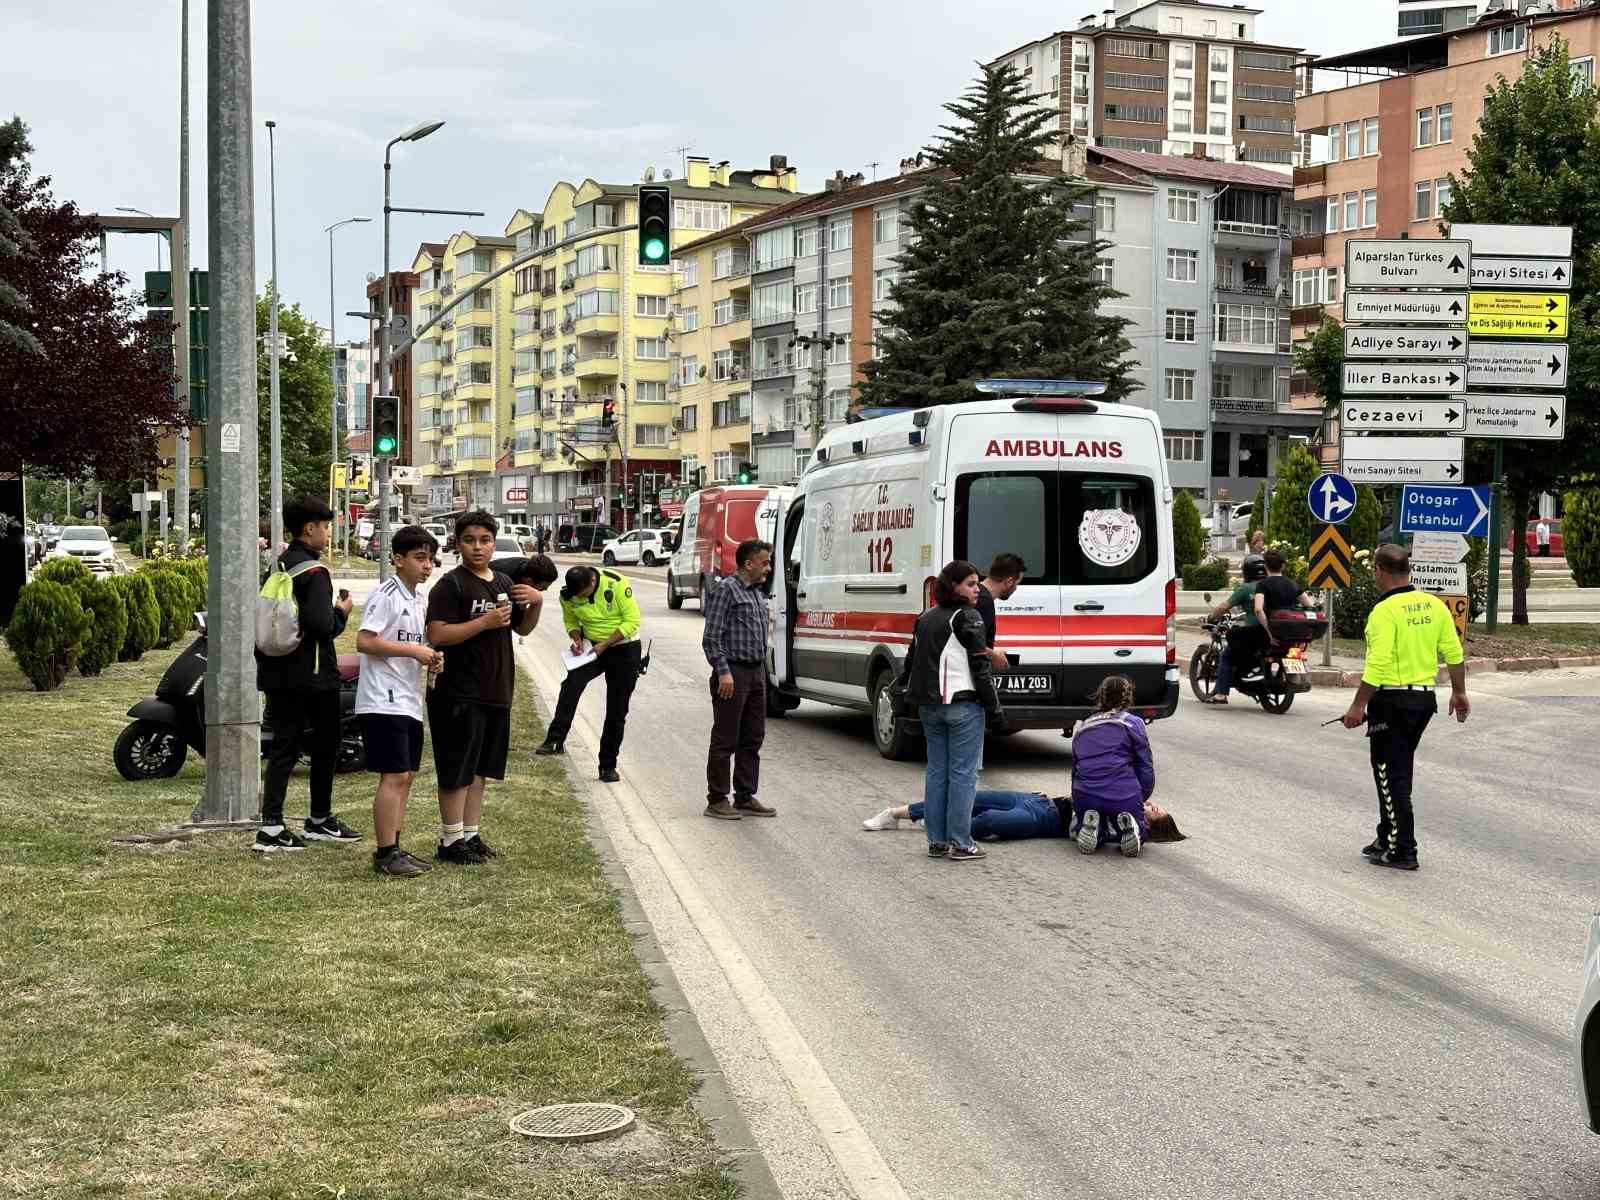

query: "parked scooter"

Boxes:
[1188, 607, 1327, 714]
[114, 613, 365, 780]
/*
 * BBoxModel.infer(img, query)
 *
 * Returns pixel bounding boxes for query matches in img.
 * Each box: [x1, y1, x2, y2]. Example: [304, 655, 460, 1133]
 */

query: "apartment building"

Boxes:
[1291, 4, 1600, 363]
[412, 233, 516, 514]
[333, 340, 371, 446]
[990, 0, 1306, 171]
[1086, 147, 1317, 499]
[497, 156, 800, 529]
[364, 267, 420, 467]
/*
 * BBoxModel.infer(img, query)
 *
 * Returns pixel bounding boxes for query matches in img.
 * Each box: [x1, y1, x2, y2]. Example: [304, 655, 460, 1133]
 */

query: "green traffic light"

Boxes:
[375, 435, 397, 455]
[642, 237, 668, 263]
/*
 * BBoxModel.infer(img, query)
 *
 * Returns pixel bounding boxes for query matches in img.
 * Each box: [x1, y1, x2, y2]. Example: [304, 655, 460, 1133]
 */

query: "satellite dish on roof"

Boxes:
[663, 168, 673, 180]
[644, 166, 656, 182]
[366, 272, 378, 282]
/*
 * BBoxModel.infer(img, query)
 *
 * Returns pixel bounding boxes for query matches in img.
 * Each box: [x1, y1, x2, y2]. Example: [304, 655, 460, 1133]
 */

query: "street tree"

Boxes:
[857, 62, 1135, 408]
[0, 120, 185, 481]
[255, 294, 334, 509]
[1267, 442, 1320, 555]
[1442, 37, 1600, 621]
[1294, 316, 1344, 418]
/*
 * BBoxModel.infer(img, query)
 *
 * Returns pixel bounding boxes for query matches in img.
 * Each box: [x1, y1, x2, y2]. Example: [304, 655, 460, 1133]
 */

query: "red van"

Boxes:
[666, 485, 791, 610]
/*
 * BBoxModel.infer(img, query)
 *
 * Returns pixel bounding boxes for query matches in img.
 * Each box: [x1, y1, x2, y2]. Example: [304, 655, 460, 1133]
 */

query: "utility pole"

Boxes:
[193, 0, 261, 825]
[175, 0, 191, 555]
[791, 331, 845, 459]
[266, 119, 283, 552]
[618, 380, 630, 531]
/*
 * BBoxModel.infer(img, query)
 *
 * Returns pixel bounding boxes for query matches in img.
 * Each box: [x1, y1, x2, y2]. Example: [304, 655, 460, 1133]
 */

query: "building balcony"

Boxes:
[752, 256, 794, 275]
[513, 408, 541, 429]
[454, 379, 494, 400]
[1216, 280, 1279, 302]
[513, 329, 543, 351]
[454, 418, 495, 438]
[1291, 234, 1324, 259]
[458, 306, 494, 327]
[513, 449, 542, 469]
[420, 426, 441, 442]
[712, 257, 752, 281]
[512, 289, 544, 312]
[560, 362, 576, 376]
[1293, 163, 1326, 190]
[576, 354, 619, 379]
[1290, 302, 1326, 327]
[574, 312, 620, 336]
[541, 367, 558, 380]
[455, 454, 493, 473]
[455, 344, 494, 365]
[751, 312, 795, 332]
[1214, 220, 1289, 250]
[753, 362, 795, 381]
[753, 424, 796, 448]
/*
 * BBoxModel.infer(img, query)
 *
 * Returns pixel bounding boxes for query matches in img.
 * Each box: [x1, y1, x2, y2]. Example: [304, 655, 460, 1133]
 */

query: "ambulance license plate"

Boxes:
[1284, 658, 1307, 675]
[997, 673, 1054, 698]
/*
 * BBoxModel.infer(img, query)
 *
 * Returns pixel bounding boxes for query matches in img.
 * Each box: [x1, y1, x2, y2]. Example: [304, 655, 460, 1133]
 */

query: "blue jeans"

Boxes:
[910, 790, 1061, 841]
[919, 702, 985, 851]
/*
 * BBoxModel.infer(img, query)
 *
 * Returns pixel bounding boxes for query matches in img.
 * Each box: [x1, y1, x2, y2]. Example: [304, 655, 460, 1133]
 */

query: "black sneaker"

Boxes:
[535, 740, 565, 756]
[435, 838, 485, 866]
[1360, 841, 1385, 860]
[251, 827, 307, 853]
[947, 844, 987, 862]
[1369, 850, 1420, 871]
[463, 834, 498, 860]
[598, 767, 621, 783]
[374, 846, 429, 877]
[927, 843, 950, 858]
[704, 800, 742, 821]
[305, 815, 363, 843]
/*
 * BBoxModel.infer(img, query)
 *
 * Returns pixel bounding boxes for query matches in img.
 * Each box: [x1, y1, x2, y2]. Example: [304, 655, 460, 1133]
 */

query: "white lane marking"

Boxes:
[517, 639, 910, 1200]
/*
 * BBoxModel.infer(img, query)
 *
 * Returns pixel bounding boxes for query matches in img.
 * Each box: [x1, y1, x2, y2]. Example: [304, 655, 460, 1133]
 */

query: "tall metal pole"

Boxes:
[620, 381, 630, 531]
[194, 0, 261, 824]
[266, 119, 283, 552]
[175, 0, 192, 555]
[379, 147, 393, 582]
[328, 230, 340, 554]
[1486, 440, 1505, 633]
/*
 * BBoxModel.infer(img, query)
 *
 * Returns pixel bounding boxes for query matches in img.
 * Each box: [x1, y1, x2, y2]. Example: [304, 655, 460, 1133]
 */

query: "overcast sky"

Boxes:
[17, 0, 1392, 337]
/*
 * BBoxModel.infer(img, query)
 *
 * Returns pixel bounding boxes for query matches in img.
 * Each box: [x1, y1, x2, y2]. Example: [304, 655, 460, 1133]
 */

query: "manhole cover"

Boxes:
[509, 1102, 636, 1143]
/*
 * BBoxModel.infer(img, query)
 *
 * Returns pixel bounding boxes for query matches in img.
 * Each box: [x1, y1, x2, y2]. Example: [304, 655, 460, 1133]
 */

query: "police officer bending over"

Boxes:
[1341, 544, 1470, 870]
[536, 564, 643, 783]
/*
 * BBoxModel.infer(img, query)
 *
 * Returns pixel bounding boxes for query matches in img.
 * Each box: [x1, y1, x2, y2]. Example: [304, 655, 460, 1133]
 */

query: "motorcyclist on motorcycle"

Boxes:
[1207, 554, 1267, 706]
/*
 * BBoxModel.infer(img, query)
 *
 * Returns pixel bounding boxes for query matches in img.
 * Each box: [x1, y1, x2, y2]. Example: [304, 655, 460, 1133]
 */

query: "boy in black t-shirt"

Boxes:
[425, 511, 543, 864]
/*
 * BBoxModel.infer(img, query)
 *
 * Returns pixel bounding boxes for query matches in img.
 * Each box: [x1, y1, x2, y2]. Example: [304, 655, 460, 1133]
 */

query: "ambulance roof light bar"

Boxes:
[975, 379, 1108, 397]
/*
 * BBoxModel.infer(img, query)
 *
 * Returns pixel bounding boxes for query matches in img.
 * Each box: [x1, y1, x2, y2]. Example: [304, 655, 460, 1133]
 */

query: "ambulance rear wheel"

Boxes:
[666, 572, 683, 609]
[870, 671, 922, 761]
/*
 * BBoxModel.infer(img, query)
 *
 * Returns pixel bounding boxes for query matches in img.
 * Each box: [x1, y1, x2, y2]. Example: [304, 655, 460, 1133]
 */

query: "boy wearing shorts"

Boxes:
[355, 525, 443, 877]
[425, 511, 543, 865]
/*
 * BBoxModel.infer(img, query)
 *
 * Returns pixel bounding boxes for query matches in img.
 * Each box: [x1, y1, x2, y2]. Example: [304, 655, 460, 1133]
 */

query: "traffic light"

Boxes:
[736, 461, 756, 484]
[372, 394, 400, 458]
[602, 396, 616, 428]
[637, 185, 671, 267]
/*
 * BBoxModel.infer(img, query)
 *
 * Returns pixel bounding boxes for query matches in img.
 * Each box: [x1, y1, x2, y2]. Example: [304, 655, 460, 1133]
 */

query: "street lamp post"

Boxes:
[265, 120, 284, 552]
[326, 216, 371, 562]
[790, 331, 847, 459]
[378, 119, 482, 581]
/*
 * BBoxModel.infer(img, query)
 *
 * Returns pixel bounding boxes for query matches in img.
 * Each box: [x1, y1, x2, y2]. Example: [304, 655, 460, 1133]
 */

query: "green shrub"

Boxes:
[7, 579, 91, 691]
[1333, 559, 1381, 639]
[144, 568, 192, 648]
[1266, 539, 1311, 591]
[1246, 482, 1266, 540]
[1172, 490, 1205, 571]
[33, 556, 94, 590]
[1267, 444, 1320, 555]
[1349, 485, 1382, 552]
[1563, 487, 1600, 586]
[1182, 557, 1230, 591]
[1465, 537, 1489, 619]
[115, 574, 162, 662]
[76, 577, 129, 677]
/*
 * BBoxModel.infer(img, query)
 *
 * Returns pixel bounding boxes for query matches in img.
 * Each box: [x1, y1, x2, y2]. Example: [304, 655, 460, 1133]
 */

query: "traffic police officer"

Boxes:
[1341, 543, 1470, 870]
[537, 564, 643, 782]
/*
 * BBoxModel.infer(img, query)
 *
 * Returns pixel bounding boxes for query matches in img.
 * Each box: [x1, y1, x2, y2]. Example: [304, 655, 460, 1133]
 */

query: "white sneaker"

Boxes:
[1116, 811, 1141, 858]
[1076, 810, 1100, 855]
[862, 808, 901, 831]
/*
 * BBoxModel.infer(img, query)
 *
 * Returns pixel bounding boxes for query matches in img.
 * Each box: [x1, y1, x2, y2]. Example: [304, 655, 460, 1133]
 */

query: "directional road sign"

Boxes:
[1466, 341, 1567, 389]
[1411, 531, 1469, 564]
[1344, 239, 1472, 289]
[1343, 326, 1466, 360]
[1397, 484, 1491, 536]
[1452, 222, 1573, 259]
[1439, 593, 1470, 642]
[1307, 524, 1353, 589]
[1341, 399, 1466, 432]
[1468, 291, 1568, 338]
[1470, 256, 1572, 290]
[1342, 435, 1465, 484]
[1345, 291, 1468, 325]
[1410, 559, 1470, 594]
[1342, 362, 1465, 395]
[1307, 472, 1357, 525]
[1464, 392, 1566, 440]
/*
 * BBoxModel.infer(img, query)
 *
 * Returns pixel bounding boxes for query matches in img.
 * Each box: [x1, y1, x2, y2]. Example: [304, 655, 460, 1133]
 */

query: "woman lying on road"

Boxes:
[862, 792, 1184, 844]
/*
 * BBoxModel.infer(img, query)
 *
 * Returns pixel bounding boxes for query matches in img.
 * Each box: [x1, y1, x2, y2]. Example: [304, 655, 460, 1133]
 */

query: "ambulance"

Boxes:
[666, 484, 791, 610]
[765, 381, 1180, 758]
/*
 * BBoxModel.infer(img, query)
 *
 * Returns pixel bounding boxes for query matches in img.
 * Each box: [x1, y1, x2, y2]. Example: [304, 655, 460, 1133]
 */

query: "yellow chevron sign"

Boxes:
[1307, 523, 1353, 589]
[1468, 291, 1569, 338]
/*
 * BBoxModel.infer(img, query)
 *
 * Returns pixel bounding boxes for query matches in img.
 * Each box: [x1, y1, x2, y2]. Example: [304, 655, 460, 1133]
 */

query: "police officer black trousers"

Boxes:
[545, 641, 641, 771]
[1367, 689, 1436, 859]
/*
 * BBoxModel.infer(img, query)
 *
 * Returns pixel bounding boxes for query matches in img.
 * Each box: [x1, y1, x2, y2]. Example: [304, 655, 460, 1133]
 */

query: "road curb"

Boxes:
[1307, 653, 1600, 688]
[525, 679, 784, 1200]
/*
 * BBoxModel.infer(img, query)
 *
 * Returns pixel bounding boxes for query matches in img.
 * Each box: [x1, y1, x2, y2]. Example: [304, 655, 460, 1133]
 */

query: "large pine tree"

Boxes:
[857, 63, 1135, 409]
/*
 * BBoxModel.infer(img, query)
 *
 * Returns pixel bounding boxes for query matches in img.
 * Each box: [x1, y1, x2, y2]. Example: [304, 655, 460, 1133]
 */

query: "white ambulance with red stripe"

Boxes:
[766, 381, 1180, 758]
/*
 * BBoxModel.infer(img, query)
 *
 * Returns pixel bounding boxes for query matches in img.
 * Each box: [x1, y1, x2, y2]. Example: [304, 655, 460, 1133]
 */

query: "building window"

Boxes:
[793, 225, 818, 259]
[1415, 181, 1433, 221]
[754, 228, 792, 271]
[1173, 43, 1194, 69]
[712, 395, 750, 429]
[1211, 47, 1229, 73]
[1164, 430, 1204, 462]
[1214, 302, 1280, 348]
[712, 245, 748, 279]
[1344, 122, 1361, 160]
[1168, 16, 1182, 32]
[1165, 309, 1197, 343]
[1327, 267, 1341, 303]
[1164, 368, 1196, 402]
[1362, 188, 1378, 229]
[1209, 110, 1228, 136]
[713, 349, 747, 381]
[674, 355, 699, 386]
[753, 281, 793, 325]
[1237, 82, 1294, 103]
[674, 304, 699, 333]
[794, 449, 813, 478]
[678, 406, 698, 432]
[1205, 18, 1218, 35]
[1437, 102, 1453, 141]
[677, 257, 700, 287]
[1239, 114, 1294, 134]
[575, 244, 617, 276]
[635, 380, 668, 405]
[1166, 248, 1199, 282]
[828, 218, 852, 252]
[712, 451, 735, 481]
[635, 424, 670, 448]
[1210, 79, 1228, 104]
[1168, 188, 1200, 223]
[637, 294, 669, 318]
[1216, 257, 1237, 290]
[1105, 71, 1164, 90]
[1434, 177, 1453, 215]
[713, 296, 748, 325]
[1238, 50, 1294, 71]
[1417, 107, 1434, 147]
[1104, 103, 1166, 124]
[826, 335, 851, 365]
[1105, 38, 1164, 60]
[874, 206, 899, 243]
[1489, 22, 1526, 56]
[1096, 195, 1116, 232]
[829, 277, 852, 309]
[1093, 258, 1114, 286]
[1172, 106, 1192, 133]
[1364, 117, 1379, 155]
[636, 337, 668, 360]
[1344, 192, 1359, 232]
[680, 454, 701, 482]
[1173, 77, 1193, 103]
[675, 200, 732, 232]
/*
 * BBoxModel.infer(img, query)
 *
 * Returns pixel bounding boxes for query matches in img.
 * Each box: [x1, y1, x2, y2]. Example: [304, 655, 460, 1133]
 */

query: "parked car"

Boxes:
[557, 523, 619, 553]
[1577, 913, 1600, 1132]
[494, 535, 525, 557]
[667, 485, 789, 610]
[601, 529, 670, 567]
[503, 523, 535, 550]
[50, 526, 117, 573]
[421, 522, 449, 546]
[1511, 518, 1563, 557]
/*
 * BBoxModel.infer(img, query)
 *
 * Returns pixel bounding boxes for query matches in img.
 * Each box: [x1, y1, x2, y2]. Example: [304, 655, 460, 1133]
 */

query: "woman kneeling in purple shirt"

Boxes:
[1070, 675, 1155, 858]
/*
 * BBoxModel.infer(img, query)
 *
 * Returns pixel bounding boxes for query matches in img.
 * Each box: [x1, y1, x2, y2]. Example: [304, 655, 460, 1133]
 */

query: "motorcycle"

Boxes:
[1188, 607, 1327, 715]
[114, 613, 365, 781]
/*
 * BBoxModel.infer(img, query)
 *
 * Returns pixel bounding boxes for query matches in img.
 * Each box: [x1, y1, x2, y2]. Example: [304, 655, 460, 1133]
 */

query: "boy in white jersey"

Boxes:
[355, 525, 443, 877]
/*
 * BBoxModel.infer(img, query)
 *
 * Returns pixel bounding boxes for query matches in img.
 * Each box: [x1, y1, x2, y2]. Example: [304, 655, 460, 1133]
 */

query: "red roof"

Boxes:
[1089, 147, 1292, 189]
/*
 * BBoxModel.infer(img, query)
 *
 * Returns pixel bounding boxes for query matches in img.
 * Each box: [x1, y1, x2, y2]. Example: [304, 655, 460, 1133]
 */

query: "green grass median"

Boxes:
[0, 639, 734, 1199]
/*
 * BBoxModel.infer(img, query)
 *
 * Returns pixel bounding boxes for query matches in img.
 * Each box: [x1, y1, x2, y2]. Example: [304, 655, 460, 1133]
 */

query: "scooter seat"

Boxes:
[337, 654, 361, 684]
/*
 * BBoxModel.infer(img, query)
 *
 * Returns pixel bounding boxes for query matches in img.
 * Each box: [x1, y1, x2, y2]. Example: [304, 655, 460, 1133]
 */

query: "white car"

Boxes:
[493, 536, 526, 557]
[1577, 914, 1600, 1131]
[601, 529, 670, 567]
[503, 523, 535, 549]
[50, 526, 117, 573]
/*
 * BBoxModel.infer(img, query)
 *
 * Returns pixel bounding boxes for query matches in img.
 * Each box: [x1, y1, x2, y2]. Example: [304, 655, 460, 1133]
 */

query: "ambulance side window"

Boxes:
[1063, 475, 1159, 584]
[954, 473, 1053, 584]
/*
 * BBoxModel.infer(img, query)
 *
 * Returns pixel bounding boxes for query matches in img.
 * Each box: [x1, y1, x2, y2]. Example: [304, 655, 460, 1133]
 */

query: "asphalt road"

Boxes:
[507, 560, 1600, 1198]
